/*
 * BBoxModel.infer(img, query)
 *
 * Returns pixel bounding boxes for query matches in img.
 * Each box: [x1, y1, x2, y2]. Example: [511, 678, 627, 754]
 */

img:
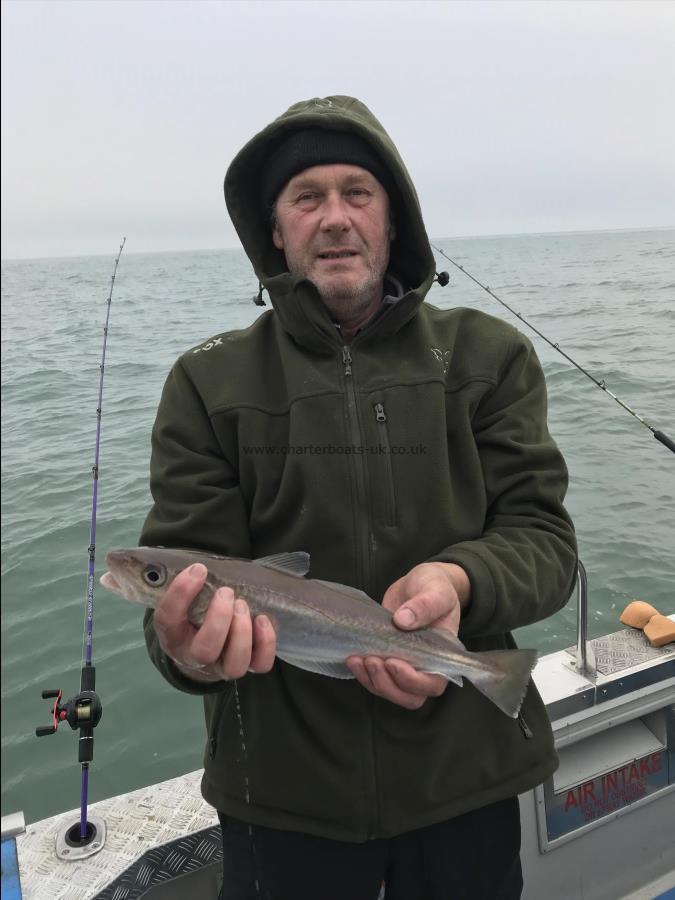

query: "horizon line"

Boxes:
[2, 223, 673, 264]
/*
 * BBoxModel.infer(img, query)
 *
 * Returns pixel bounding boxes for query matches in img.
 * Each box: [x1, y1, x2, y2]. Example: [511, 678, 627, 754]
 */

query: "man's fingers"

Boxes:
[249, 615, 277, 673]
[152, 569, 276, 682]
[189, 588, 235, 665]
[384, 659, 446, 698]
[153, 563, 207, 646]
[220, 598, 254, 680]
[347, 657, 379, 697]
[347, 656, 427, 710]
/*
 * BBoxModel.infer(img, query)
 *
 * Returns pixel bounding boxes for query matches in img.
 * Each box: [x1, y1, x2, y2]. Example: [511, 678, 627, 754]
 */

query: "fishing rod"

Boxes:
[36, 237, 126, 855]
[432, 243, 675, 456]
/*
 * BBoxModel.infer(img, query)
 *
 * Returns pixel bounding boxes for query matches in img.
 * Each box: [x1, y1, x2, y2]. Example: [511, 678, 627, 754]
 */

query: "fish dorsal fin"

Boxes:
[255, 551, 310, 577]
[314, 579, 375, 607]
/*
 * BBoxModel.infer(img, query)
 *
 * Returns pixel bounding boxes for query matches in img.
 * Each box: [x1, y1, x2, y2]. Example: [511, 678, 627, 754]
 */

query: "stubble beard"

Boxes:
[301, 240, 390, 331]
[314, 269, 384, 329]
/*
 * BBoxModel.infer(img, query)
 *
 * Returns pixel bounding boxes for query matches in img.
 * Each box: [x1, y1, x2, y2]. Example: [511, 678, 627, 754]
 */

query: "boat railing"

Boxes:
[574, 560, 596, 677]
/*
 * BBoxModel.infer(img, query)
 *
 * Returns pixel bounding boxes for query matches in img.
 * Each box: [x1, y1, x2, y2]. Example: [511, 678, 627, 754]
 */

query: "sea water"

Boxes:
[1, 228, 674, 824]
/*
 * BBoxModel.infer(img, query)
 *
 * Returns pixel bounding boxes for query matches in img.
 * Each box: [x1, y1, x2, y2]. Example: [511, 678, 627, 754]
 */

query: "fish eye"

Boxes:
[142, 564, 167, 587]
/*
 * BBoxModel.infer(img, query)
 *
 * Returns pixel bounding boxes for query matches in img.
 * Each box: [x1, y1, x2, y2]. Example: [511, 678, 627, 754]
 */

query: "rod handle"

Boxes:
[654, 430, 675, 454]
[81, 666, 96, 692]
[78, 726, 94, 763]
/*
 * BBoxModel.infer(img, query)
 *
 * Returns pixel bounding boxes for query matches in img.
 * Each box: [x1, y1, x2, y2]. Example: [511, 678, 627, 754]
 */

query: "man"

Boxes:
[141, 96, 577, 899]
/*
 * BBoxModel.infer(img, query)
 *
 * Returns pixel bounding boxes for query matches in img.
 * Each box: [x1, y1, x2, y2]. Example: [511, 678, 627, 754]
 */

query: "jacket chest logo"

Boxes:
[193, 337, 223, 354]
[431, 347, 451, 376]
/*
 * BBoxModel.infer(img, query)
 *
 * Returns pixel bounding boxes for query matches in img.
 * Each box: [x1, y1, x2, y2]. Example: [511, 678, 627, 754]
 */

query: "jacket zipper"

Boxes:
[374, 403, 397, 526]
[342, 345, 352, 376]
[341, 346, 371, 588]
[342, 344, 380, 839]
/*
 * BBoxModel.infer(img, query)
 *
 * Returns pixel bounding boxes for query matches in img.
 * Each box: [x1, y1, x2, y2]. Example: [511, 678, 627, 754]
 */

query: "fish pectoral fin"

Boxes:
[276, 652, 354, 680]
[313, 579, 376, 606]
[255, 551, 310, 577]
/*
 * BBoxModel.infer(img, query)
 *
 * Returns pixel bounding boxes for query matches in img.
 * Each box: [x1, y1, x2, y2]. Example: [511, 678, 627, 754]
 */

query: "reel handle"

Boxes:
[36, 725, 57, 737]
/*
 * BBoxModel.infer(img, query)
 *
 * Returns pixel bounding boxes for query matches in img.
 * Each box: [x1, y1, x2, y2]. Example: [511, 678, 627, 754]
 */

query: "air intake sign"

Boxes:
[545, 749, 668, 841]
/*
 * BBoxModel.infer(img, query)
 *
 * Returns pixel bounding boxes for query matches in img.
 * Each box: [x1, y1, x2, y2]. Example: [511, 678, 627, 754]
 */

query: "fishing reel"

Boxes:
[36, 667, 103, 763]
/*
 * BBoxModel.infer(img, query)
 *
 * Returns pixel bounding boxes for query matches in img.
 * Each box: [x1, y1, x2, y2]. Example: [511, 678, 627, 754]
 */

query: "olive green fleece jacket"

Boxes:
[141, 96, 577, 842]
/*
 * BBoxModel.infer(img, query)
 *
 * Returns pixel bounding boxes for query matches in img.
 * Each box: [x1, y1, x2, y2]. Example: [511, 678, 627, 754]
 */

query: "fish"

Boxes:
[100, 547, 537, 718]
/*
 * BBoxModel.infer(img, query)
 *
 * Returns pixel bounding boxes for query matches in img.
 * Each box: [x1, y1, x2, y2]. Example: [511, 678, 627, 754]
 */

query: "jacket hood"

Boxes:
[224, 96, 437, 347]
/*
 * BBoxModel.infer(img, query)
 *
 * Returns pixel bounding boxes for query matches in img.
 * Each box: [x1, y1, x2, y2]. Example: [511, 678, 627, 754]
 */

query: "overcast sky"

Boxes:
[2, 0, 674, 260]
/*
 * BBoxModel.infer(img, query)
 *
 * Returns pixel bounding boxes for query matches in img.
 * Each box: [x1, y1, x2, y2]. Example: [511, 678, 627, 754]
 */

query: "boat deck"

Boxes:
[9, 771, 220, 900]
[4, 618, 675, 900]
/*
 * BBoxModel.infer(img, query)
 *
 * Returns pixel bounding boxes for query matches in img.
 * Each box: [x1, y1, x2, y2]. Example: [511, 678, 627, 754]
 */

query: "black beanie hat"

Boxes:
[261, 128, 392, 211]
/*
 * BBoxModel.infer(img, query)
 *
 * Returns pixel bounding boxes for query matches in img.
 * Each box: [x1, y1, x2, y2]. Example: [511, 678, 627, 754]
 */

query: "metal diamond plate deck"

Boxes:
[566, 626, 672, 676]
[95, 825, 222, 900]
[16, 769, 218, 900]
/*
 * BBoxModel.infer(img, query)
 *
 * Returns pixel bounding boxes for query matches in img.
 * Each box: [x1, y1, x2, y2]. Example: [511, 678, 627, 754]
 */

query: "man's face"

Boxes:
[272, 164, 392, 324]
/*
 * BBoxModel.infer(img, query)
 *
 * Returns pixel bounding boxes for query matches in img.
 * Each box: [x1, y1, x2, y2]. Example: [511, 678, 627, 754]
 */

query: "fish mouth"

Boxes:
[100, 571, 123, 595]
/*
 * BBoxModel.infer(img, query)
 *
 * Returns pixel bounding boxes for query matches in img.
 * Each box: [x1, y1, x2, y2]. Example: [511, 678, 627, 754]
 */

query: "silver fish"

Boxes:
[101, 547, 537, 717]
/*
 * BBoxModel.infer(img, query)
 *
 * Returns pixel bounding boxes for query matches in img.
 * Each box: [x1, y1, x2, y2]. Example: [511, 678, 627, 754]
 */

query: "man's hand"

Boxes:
[346, 562, 471, 710]
[152, 563, 277, 683]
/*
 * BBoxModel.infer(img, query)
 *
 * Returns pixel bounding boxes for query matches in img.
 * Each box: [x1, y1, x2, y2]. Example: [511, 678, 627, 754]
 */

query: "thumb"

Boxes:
[393, 604, 419, 629]
[393, 585, 458, 631]
[381, 576, 406, 614]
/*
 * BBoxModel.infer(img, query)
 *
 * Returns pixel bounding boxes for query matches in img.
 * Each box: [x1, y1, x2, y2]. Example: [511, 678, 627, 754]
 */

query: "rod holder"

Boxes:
[55, 815, 106, 861]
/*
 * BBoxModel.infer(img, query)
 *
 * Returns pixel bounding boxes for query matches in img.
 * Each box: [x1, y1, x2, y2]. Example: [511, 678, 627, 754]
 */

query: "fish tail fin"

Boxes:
[466, 649, 538, 718]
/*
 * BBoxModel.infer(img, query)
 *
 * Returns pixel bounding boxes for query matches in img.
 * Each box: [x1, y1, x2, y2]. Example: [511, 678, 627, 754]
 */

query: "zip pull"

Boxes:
[251, 282, 266, 306]
[374, 402, 386, 423]
[518, 713, 533, 739]
[342, 346, 353, 376]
